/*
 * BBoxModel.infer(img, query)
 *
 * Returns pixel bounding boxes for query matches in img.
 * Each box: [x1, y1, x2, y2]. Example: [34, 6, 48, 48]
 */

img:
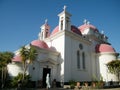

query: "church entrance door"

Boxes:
[42, 68, 51, 88]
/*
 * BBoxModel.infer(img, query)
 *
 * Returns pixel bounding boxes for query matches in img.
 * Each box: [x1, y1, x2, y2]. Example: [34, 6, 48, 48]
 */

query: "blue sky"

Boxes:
[0, 0, 120, 53]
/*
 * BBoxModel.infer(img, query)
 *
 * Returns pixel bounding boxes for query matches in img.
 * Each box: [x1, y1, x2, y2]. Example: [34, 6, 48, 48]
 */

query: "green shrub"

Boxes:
[10, 73, 31, 88]
[69, 80, 76, 89]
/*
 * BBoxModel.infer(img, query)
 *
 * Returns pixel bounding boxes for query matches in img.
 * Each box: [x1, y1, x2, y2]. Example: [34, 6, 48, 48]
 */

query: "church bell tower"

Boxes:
[58, 5, 72, 31]
[38, 19, 50, 40]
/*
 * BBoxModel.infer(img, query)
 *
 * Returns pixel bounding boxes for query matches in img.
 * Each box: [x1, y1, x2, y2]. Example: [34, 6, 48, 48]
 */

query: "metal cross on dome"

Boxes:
[63, 5, 67, 11]
[87, 21, 90, 25]
[45, 19, 48, 24]
[83, 19, 87, 24]
[83, 19, 90, 25]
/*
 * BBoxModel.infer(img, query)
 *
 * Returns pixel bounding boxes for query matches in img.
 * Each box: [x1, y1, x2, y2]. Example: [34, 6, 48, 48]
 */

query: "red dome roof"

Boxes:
[51, 25, 82, 35]
[95, 44, 116, 53]
[51, 26, 59, 35]
[78, 24, 99, 33]
[12, 55, 22, 62]
[71, 25, 82, 35]
[31, 40, 49, 49]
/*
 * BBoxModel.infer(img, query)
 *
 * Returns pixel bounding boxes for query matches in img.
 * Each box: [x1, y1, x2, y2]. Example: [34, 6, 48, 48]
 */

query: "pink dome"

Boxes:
[31, 40, 49, 49]
[95, 44, 116, 53]
[51, 25, 82, 35]
[78, 24, 99, 33]
[51, 26, 59, 35]
[12, 55, 22, 62]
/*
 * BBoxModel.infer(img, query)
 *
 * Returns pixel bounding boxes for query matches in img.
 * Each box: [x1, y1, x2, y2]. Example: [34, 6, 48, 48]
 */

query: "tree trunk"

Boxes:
[1, 67, 5, 88]
[22, 61, 29, 86]
[117, 72, 120, 82]
[22, 62, 26, 82]
[1, 67, 4, 88]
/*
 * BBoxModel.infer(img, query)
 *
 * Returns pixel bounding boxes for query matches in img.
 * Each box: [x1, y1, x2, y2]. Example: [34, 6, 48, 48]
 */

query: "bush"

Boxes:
[10, 73, 31, 88]
[69, 80, 76, 89]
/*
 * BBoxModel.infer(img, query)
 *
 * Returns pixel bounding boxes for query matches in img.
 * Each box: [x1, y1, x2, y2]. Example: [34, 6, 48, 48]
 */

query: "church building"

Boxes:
[7, 6, 119, 87]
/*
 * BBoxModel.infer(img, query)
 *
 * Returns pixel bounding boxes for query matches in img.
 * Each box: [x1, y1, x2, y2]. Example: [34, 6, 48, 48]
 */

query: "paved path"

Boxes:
[1, 88, 120, 90]
[35, 88, 120, 90]
[24, 88, 120, 90]
[36, 88, 120, 90]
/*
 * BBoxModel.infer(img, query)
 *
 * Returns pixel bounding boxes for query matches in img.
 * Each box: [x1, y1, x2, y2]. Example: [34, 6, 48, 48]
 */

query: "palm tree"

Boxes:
[0, 51, 14, 88]
[106, 60, 120, 81]
[19, 45, 37, 83]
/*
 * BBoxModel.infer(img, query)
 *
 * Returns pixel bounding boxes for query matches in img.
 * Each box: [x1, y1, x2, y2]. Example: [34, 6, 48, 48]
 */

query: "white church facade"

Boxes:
[8, 6, 119, 87]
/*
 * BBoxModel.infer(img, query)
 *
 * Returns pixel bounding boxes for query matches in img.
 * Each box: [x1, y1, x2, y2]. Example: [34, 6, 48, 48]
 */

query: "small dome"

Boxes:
[95, 44, 116, 53]
[12, 55, 22, 62]
[71, 25, 82, 35]
[31, 40, 49, 49]
[78, 24, 99, 33]
[51, 25, 82, 35]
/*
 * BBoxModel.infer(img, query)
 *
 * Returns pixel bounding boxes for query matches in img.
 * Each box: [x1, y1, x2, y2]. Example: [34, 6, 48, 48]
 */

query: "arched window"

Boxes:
[45, 32, 48, 38]
[77, 50, 80, 69]
[82, 52, 85, 69]
[79, 44, 83, 50]
[66, 17, 69, 29]
[45, 29, 48, 38]
[61, 20, 63, 30]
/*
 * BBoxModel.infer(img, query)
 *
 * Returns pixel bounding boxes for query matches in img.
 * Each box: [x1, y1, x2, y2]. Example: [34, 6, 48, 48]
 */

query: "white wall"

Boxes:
[46, 34, 65, 82]
[29, 61, 41, 81]
[64, 34, 92, 82]
[7, 62, 23, 77]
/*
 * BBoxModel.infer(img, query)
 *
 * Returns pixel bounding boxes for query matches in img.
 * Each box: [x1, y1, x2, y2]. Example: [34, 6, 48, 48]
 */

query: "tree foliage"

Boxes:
[0, 52, 14, 69]
[19, 45, 37, 82]
[106, 60, 120, 81]
[11, 73, 31, 87]
[0, 51, 14, 88]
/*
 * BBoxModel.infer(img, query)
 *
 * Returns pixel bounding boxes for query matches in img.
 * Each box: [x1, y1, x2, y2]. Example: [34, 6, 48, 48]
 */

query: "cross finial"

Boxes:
[63, 5, 67, 11]
[84, 19, 87, 24]
[87, 21, 90, 25]
[45, 19, 48, 24]
[101, 30, 104, 34]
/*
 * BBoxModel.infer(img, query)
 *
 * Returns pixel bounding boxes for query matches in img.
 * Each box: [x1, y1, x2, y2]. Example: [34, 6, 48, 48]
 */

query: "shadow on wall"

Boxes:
[50, 46, 57, 51]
